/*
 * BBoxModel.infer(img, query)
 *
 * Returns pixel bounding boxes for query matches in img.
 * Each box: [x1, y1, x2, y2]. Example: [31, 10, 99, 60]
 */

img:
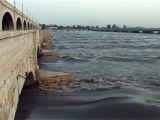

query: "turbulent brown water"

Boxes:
[15, 31, 160, 120]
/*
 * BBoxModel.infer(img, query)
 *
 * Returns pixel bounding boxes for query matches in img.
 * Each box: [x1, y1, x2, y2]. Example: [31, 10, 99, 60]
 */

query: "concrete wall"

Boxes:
[0, 30, 41, 120]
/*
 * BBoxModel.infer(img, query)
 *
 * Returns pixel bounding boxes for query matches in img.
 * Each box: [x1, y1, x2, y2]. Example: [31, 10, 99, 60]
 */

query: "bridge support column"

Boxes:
[21, 18, 23, 30]
[13, 17, 16, 31]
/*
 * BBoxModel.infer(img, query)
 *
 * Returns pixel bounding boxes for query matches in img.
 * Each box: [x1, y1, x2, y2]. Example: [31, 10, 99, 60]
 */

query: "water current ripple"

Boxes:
[15, 31, 160, 120]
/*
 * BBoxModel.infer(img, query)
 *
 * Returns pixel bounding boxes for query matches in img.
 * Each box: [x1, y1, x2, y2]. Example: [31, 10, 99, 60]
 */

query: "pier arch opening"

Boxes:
[28, 22, 30, 30]
[24, 20, 27, 30]
[30, 24, 32, 30]
[24, 72, 38, 89]
[24, 72, 34, 85]
[37, 46, 42, 57]
[2, 12, 14, 31]
[16, 17, 22, 30]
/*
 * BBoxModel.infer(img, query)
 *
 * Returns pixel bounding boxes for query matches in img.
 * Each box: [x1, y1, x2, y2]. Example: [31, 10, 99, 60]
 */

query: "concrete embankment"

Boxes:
[41, 49, 60, 57]
[37, 70, 74, 88]
[36, 31, 74, 88]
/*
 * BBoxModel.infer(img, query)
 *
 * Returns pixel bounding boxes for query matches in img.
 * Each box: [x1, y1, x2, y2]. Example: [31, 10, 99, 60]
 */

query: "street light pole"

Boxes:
[14, 0, 15, 8]
[14, 0, 16, 31]
[22, 4, 23, 14]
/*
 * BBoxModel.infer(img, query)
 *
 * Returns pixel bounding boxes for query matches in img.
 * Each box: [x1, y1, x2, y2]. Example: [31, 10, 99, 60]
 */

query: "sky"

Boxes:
[6, 0, 160, 28]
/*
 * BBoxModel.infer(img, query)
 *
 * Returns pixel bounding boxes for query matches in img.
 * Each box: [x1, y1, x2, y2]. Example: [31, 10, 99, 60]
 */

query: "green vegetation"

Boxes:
[39, 24, 91, 30]
[39, 24, 145, 30]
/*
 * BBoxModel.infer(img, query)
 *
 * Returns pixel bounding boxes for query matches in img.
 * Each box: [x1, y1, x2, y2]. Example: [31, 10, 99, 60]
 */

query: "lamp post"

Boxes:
[22, 4, 23, 14]
[14, 0, 16, 30]
[14, 0, 15, 8]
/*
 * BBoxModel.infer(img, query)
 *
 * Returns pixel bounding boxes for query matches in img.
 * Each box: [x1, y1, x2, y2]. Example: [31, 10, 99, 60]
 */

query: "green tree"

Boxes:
[73, 25, 76, 29]
[91, 26, 94, 29]
[123, 25, 127, 29]
[112, 24, 117, 28]
[77, 25, 82, 29]
[107, 24, 111, 29]
[81, 25, 85, 29]
[53, 24, 58, 27]
[58, 25, 64, 29]
[39, 24, 46, 29]
[85, 26, 90, 30]
[96, 25, 99, 29]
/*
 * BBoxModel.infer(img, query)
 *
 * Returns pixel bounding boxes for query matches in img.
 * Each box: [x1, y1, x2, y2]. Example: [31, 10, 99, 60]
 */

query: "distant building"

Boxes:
[45, 26, 58, 30]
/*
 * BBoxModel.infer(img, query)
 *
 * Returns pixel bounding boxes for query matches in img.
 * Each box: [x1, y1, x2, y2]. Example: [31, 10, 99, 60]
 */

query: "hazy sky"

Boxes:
[6, 0, 160, 28]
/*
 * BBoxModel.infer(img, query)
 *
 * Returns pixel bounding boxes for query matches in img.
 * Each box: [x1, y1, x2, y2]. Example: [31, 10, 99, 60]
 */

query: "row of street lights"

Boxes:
[13, 0, 38, 24]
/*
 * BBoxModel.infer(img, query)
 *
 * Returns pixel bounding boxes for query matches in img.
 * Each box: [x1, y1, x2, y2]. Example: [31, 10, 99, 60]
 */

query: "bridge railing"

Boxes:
[0, 0, 41, 31]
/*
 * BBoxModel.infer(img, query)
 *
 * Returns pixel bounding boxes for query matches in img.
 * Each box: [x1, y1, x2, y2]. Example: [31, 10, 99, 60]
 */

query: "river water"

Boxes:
[15, 31, 160, 120]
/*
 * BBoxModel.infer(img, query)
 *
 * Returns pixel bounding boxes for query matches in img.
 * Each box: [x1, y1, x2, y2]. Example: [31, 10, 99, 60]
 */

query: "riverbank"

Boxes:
[36, 30, 74, 89]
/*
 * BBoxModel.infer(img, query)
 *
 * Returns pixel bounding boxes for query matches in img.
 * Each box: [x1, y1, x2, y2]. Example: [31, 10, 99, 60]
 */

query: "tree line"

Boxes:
[39, 24, 142, 30]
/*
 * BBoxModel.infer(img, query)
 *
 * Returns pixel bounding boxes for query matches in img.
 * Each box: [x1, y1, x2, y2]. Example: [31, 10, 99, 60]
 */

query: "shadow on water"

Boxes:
[15, 88, 160, 120]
